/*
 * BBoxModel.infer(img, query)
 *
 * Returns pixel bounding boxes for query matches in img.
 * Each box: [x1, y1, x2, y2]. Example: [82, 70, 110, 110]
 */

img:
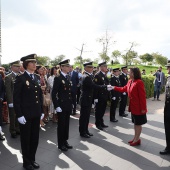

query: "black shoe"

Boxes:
[31, 161, 39, 169]
[80, 134, 90, 138]
[58, 145, 68, 151]
[110, 119, 118, 122]
[11, 133, 17, 138]
[119, 113, 128, 117]
[101, 124, 109, 128]
[0, 134, 5, 140]
[96, 126, 103, 130]
[157, 99, 161, 101]
[87, 132, 93, 136]
[23, 164, 34, 170]
[64, 141, 73, 149]
[160, 149, 170, 155]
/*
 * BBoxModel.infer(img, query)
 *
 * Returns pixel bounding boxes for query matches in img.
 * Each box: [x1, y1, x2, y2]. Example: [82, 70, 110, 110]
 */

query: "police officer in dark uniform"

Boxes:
[13, 54, 44, 170]
[110, 68, 121, 122]
[93, 61, 109, 130]
[79, 62, 112, 138]
[52, 59, 73, 151]
[160, 60, 170, 155]
[119, 66, 128, 117]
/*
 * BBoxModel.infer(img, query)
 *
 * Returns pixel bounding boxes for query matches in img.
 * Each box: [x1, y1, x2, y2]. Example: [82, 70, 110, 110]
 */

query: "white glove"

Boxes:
[41, 113, 44, 120]
[18, 116, 26, 124]
[56, 107, 62, 112]
[8, 103, 13, 108]
[112, 97, 116, 100]
[123, 92, 126, 95]
[107, 85, 113, 91]
[94, 99, 98, 103]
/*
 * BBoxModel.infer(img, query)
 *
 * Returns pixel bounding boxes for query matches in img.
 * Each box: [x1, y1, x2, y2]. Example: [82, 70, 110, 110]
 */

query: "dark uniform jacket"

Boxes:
[52, 74, 72, 111]
[110, 75, 121, 98]
[80, 72, 107, 107]
[119, 72, 128, 87]
[93, 71, 109, 101]
[13, 72, 43, 119]
[164, 75, 170, 117]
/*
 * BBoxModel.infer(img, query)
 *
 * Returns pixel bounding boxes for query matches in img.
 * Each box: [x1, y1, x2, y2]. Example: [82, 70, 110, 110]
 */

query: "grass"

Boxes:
[107, 64, 168, 75]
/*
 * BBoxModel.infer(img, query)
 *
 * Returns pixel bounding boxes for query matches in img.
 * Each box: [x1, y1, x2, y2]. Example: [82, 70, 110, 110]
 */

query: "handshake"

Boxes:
[107, 85, 114, 91]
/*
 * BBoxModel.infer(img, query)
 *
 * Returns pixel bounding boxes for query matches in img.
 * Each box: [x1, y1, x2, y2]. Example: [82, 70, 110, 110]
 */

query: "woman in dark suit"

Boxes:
[113, 67, 147, 146]
[14, 54, 44, 170]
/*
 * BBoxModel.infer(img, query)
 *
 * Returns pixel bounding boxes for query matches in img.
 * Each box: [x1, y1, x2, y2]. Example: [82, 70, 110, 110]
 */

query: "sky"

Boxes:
[1, 0, 170, 64]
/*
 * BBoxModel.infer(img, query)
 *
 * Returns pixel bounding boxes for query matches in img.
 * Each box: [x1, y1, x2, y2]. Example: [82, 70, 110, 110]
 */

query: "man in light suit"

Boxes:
[69, 65, 79, 115]
[5, 61, 21, 138]
[153, 66, 165, 101]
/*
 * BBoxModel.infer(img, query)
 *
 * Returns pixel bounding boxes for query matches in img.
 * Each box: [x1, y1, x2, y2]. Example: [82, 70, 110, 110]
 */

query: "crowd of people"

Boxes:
[0, 54, 169, 170]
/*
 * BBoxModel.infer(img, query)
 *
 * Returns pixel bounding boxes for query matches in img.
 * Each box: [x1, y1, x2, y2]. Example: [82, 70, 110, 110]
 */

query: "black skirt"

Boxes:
[131, 114, 147, 125]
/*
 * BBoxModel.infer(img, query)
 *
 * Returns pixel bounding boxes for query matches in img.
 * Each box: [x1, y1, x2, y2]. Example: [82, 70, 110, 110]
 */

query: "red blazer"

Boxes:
[114, 79, 147, 115]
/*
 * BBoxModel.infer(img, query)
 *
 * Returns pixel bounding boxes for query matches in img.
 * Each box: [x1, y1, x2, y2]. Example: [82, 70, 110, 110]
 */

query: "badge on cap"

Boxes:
[26, 80, 29, 86]
[62, 80, 65, 84]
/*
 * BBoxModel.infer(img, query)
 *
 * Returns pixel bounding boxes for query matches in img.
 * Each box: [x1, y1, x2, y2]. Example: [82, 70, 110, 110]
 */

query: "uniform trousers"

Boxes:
[8, 108, 20, 134]
[71, 91, 77, 112]
[119, 94, 127, 115]
[164, 115, 170, 150]
[95, 100, 107, 127]
[19, 117, 40, 166]
[110, 99, 119, 120]
[57, 110, 71, 147]
[79, 105, 91, 135]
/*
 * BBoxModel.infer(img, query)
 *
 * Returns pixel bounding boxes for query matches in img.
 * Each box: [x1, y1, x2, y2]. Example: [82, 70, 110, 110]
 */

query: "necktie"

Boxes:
[30, 74, 34, 80]
[66, 75, 69, 81]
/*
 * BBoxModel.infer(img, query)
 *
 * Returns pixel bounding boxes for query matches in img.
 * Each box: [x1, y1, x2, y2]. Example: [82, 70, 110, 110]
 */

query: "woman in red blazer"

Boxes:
[113, 67, 147, 146]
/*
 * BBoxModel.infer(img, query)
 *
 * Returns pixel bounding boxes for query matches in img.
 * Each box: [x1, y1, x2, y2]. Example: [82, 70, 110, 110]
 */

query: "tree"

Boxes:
[123, 42, 138, 65]
[139, 53, 153, 65]
[36, 56, 51, 66]
[74, 56, 92, 65]
[99, 52, 110, 62]
[111, 50, 121, 62]
[122, 50, 138, 65]
[97, 30, 116, 63]
[152, 52, 168, 66]
[51, 55, 65, 66]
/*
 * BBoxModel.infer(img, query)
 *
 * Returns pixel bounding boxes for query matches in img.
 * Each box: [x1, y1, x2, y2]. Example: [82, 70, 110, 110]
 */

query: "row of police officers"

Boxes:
[11, 54, 129, 170]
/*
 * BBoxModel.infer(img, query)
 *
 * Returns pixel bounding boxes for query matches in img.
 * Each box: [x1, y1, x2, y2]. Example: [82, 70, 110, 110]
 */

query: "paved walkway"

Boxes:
[0, 94, 170, 170]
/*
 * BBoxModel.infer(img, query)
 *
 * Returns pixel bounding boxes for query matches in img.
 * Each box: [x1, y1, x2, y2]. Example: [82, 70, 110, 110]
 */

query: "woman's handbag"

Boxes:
[43, 93, 51, 106]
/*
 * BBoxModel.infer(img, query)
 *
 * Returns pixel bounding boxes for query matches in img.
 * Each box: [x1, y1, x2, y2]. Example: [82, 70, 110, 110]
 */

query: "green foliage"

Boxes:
[99, 52, 110, 62]
[152, 52, 168, 66]
[51, 55, 65, 66]
[1, 64, 10, 71]
[122, 50, 138, 65]
[111, 50, 121, 62]
[36, 56, 51, 66]
[139, 53, 153, 64]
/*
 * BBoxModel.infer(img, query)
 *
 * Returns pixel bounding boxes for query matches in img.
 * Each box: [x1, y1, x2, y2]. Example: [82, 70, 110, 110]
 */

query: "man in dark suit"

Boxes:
[160, 61, 170, 155]
[52, 59, 73, 151]
[0, 74, 5, 140]
[153, 66, 165, 101]
[93, 61, 109, 130]
[69, 65, 79, 115]
[119, 66, 128, 117]
[5, 61, 21, 138]
[79, 62, 112, 138]
[14, 54, 44, 170]
[110, 68, 121, 122]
